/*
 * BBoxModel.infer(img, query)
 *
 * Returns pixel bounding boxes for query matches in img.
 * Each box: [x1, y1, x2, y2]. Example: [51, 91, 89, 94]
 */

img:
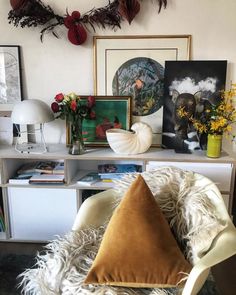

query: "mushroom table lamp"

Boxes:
[11, 99, 54, 154]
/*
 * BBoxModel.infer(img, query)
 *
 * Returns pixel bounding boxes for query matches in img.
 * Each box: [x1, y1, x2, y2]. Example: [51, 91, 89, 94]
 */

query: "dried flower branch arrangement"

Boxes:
[8, 0, 168, 45]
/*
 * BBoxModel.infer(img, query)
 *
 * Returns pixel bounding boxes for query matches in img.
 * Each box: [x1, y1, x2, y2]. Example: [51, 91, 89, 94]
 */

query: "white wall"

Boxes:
[1, 0, 236, 150]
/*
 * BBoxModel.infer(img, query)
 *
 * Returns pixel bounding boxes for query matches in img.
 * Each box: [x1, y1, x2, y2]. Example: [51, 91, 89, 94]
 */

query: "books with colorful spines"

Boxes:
[29, 174, 65, 184]
[77, 172, 101, 186]
[98, 164, 142, 174]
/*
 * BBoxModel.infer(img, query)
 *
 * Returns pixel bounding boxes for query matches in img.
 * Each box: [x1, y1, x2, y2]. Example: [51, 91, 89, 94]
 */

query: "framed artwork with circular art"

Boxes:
[94, 35, 191, 146]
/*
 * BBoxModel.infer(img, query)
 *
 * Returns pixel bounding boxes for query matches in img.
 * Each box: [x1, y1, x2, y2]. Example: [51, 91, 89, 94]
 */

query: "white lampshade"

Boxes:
[11, 99, 54, 154]
[11, 99, 54, 124]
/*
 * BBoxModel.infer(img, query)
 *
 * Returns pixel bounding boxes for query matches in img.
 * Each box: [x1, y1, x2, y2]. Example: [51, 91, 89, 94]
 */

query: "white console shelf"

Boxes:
[0, 144, 235, 242]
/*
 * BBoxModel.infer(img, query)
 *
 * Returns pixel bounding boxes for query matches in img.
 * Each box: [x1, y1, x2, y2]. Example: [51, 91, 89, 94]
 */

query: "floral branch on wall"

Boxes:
[8, 0, 168, 45]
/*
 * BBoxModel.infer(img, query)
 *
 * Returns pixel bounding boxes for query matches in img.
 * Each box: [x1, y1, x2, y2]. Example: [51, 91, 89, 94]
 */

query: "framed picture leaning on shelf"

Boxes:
[94, 35, 191, 146]
[162, 60, 227, 153]
[67, 96, 132, 147]
[0, 45, 23, 141]
[0, 45, 22, 111]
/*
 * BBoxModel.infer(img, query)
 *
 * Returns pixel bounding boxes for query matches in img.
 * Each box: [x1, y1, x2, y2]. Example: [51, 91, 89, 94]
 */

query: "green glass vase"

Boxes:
[206, 134, 222, 158]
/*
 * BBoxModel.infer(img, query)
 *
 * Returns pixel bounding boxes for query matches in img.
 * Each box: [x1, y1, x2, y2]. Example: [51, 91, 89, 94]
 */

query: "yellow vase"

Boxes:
[206, 134, 222, 158]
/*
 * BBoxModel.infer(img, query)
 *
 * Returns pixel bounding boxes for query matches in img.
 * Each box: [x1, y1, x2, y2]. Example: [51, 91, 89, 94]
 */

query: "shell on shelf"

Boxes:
[106, 122, 152, 155]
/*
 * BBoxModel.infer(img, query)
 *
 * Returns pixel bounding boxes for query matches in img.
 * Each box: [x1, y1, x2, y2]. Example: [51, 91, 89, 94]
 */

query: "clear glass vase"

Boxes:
[68, 118, 85, 155]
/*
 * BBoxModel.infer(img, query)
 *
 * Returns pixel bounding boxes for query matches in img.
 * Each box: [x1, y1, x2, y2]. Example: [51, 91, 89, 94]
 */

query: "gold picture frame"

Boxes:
[93, 35, 191, 146]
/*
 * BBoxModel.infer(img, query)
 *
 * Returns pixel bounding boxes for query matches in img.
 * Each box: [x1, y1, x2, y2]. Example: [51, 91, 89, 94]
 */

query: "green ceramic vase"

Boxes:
[206, 134, 222, 158]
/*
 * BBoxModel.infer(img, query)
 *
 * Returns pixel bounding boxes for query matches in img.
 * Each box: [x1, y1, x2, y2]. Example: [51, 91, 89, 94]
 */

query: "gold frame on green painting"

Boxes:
[66, 95, 132, 147]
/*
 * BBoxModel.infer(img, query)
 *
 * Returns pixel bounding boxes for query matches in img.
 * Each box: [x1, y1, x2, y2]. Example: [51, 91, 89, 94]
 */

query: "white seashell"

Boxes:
[106, 122, 152, 155]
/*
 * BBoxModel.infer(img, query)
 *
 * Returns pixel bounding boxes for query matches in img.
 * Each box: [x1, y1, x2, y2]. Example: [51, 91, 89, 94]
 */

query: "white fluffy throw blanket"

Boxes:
[19, 167, 226, 295]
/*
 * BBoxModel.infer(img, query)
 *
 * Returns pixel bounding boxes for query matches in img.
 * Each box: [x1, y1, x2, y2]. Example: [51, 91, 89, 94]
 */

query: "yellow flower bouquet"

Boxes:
[177, 84, 236, 138]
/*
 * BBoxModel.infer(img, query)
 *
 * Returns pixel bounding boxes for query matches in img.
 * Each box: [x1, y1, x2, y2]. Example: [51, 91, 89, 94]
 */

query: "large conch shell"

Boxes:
[106, 122, 152, 155]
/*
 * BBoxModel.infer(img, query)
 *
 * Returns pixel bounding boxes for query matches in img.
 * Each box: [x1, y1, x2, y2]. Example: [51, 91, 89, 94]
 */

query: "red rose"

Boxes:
[55, 93, 64, 102]
[70, 100, 77, 112]
[51, 102, 59, 113]
[87, 95, 95, 108]
[89, 110, 96, 119]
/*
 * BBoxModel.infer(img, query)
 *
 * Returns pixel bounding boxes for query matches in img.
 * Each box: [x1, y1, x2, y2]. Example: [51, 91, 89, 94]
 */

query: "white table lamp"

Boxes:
[11, 99, 54, 154]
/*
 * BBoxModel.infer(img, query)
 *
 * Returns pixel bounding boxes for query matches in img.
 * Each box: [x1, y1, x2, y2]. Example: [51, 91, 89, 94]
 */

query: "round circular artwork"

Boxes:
[112, 57, 164, 116]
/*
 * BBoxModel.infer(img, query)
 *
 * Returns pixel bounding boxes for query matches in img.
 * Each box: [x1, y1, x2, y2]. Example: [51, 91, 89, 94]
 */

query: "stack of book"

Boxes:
[98, 164, 142, 182]
[9, 161, 65, 184]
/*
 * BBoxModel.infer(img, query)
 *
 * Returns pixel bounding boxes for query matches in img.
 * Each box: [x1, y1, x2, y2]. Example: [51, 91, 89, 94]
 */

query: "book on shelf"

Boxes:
[29, 174, 65, 184]
[9, 172, 41, 184]
[17, 161, 64, 175]
[99, 173, 124, 180]
[98, 164, 142, 174]
[77, 172, 101, 186]
[16, 162, 40, 175]
[34, 161, 62, 174]
[52, 162, 64, 175]
[0, 206, 5, 232]
[101, 179, 115, 183]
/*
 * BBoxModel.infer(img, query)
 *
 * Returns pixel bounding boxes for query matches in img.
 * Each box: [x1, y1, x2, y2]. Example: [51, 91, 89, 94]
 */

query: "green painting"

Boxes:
[81, 96, 131, 146]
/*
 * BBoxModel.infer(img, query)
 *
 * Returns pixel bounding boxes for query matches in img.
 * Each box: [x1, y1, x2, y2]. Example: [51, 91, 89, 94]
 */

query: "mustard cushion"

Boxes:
[84, 175, 192, 288]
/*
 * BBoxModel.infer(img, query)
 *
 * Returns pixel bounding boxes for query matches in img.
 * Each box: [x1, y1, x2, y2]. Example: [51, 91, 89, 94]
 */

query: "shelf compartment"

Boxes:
[4, 159, 65, 185]
[67, 159, 144, 184]
[8, 187, 78, 241]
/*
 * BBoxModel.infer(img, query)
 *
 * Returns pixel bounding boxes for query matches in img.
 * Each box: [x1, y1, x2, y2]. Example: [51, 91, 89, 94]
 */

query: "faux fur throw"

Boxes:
[19, 166, 226, 295]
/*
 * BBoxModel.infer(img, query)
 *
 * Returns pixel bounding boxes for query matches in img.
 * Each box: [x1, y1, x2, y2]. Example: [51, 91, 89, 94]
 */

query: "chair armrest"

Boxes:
[197, 224, 236, 268]
[72, 189, 120, 231]
[182, 224, 236, 295]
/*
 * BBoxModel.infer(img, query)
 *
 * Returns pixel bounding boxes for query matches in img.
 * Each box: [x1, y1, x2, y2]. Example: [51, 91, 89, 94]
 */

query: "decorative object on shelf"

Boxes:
[0, 45, 22, 111]
[11, 99, 54, 154]
[162, 60, 227, 153]
[106, 122, 152, 154]
[67, 95, 132, 147]
[206, 134, 222, 158]
[8, 0, 167, 45]
[68, 117, 85, 155]
[94, 35, 191, 146]
[177, 83, 236, 158]
[51, 93, 96, 155]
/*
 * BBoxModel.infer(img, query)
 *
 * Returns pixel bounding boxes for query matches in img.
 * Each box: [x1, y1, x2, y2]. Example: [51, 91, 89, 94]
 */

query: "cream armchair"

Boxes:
[72, 173, 236, 295]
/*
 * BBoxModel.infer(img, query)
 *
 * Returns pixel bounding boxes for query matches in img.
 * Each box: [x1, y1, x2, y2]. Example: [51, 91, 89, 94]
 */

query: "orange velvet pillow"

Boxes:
[84, 175, 192, 288]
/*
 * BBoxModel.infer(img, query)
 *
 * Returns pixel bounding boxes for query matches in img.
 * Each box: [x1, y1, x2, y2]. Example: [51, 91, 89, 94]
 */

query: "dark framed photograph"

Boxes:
[67, 96, 132, 147]
[94, 35, 191, 146]
[162, 60, 227, 153]
[0, 45, 22, 111]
